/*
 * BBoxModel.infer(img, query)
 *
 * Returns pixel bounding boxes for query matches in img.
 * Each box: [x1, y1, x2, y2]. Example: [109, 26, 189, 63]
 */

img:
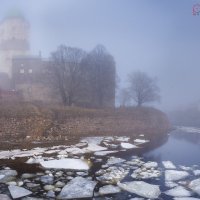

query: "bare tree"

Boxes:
[128, 71, 160, 106]
[50, 45, 86, 106]
[81, 45, 116, 107]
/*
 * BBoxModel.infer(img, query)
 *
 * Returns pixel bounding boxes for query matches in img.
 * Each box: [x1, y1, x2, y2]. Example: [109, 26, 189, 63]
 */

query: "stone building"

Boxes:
[0, 12, 29, 78]
[12, 55, 60, 103]
[0, 12, 115, 107]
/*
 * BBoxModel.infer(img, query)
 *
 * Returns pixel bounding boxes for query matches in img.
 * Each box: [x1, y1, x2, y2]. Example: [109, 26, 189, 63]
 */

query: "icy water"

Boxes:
[0, 127, 200, 199]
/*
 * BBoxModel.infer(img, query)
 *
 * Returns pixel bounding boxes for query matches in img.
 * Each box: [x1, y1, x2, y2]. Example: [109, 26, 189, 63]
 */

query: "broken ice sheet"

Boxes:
[120, 142, 138, 149]
[106, 157, 126, 165]
[188, 178, 200, 195]
[40, 158, 90, 170]
[57, 177, 97, 199]
[94, 151, 118, 156]
[96, 166, 129, 184]
[8, 185, 32, 199]
[118, 181, 161, 199]
[164, 186, 192, 197]
[98, 185, 121, 195]
[165, 170, 189, 181]
[134, 139, 149, 144]
[162, 161, 176, 169]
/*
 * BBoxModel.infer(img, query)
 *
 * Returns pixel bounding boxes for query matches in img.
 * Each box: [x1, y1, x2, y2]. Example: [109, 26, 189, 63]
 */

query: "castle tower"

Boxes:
[0, 11, 30, 77]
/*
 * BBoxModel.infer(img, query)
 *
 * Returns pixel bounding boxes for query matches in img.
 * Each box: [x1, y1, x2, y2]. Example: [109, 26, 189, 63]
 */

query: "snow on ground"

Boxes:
[165, 170, 190, 181]
[118, 181, 161, 199]
[40, 158, 90, 170]
[162, 161, 176, 169]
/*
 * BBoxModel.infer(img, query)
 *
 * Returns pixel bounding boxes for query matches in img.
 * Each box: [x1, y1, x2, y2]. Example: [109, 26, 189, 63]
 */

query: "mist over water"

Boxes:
[0, 0, 200, 113]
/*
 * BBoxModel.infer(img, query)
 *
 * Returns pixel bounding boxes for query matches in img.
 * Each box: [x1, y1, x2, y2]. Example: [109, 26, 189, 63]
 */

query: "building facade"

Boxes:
[0, 14, 29, 77]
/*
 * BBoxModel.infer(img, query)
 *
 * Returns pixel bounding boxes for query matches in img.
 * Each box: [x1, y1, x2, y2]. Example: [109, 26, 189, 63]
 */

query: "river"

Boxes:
[0, 127, 200, 199]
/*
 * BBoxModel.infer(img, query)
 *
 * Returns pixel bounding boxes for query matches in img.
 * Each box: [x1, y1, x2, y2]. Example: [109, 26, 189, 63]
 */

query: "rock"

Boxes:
[26, 183, 40, 188]
[164, 186, 192, 197]
[118, 181, 161, 199]
[165, 170, 189, 181]
[96, 166, 129, 184]
[6, 181, 17, 185]
[0, 194, 12, 200]
[55, 181, 65, 188]
[99, 185, 121, 195]
[40, 158, 90, 170]
[44, 185, 55, 191]
[46, 190, 55, 198]
[21, 173, 36, 179]
[0, 170, 17, 183]
[57, 177, 97, 199]
[8, 185, 32, 199]
[188, 178, 200, 195]
[40, 175, 54, 184]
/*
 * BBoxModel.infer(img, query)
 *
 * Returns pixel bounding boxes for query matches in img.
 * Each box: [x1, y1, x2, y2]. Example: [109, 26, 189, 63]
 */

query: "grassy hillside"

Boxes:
[0, 102, 170, 142]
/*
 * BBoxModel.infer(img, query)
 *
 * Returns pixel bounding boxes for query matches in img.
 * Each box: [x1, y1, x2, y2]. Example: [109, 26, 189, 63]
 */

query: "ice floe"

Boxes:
[8, 185, 32, 199]
[164, 186, 192, 197]
[118, 181, 161, 199]
[131, 167, 161, 179]
[120, 142, 138, 149]
[94, 151, 118, 156]
[134, 139, 149, 144]
[40, 158, 90, 170]
[189, 178, 200, 195]
[165, 170, 190, 181]
[106, 156, 126, 165]
[162, 161, 176, 169]
[96, 166, 129, 184]
[193, 170, 200, 176]
[57, 177, 97, 199]
[98, 185, 121, 195]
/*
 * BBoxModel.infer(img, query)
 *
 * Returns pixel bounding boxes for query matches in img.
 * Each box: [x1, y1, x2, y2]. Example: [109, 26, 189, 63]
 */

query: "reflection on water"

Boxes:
[144, 129, 200, 166]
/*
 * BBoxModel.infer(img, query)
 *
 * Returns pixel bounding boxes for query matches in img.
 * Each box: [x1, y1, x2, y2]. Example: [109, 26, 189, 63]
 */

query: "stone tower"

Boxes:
[0, 11, 30, 77]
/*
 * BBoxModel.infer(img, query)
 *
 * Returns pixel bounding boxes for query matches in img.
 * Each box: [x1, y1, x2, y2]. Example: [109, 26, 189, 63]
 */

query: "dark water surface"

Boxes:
[144, 129, 200, 166]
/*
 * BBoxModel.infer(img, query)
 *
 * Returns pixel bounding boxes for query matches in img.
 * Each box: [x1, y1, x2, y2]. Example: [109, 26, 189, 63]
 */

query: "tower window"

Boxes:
[20, 69, 25, 74]
[28, 69, 33, 73]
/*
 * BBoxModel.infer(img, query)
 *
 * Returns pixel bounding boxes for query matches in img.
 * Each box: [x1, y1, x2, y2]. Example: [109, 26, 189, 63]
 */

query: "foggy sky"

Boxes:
[0, 0, 200, 111]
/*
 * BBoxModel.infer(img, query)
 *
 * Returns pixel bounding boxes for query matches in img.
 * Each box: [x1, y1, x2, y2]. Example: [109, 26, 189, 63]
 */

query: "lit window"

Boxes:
[28, 69, 33, 73]
[21, 64, 24, 67]
[20, 69, 25, 74]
